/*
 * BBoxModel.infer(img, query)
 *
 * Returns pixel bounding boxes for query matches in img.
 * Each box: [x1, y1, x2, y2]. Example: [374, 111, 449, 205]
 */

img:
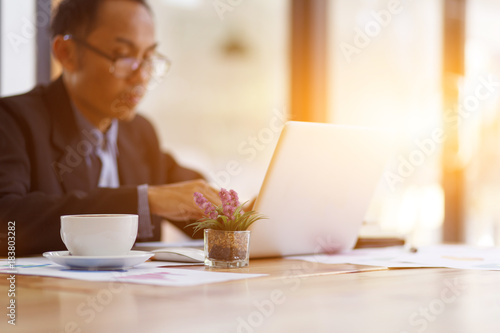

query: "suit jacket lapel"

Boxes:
[45, 77, 95, 193]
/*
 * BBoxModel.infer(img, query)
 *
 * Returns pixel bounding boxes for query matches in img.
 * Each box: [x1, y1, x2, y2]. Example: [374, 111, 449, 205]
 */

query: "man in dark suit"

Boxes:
[0, 0, 220, 256]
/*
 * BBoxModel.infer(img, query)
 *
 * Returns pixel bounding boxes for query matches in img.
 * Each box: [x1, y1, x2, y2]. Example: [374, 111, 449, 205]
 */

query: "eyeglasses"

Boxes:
[63, 34, 171, 80]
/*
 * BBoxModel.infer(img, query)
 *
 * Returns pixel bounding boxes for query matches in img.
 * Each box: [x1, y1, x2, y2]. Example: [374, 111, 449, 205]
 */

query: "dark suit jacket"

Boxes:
[0, 77, 202, 256]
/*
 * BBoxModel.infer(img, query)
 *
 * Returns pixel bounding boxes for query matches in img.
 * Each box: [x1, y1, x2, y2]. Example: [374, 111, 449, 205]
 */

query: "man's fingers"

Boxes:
[193, 180, 221, 206]
[176, 202, 197, 221]
[148, 180, 223, 221]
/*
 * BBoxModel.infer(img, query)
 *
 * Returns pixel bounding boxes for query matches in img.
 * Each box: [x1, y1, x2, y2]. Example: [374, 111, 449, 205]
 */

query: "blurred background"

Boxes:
[1, 0, 500, 247]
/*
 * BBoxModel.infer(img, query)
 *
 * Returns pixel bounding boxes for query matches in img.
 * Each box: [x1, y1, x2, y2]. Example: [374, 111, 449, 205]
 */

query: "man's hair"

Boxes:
[50, 0, 151, 38]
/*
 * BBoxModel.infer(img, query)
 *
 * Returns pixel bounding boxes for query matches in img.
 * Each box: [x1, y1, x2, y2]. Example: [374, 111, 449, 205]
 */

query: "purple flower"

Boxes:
[219, 188, 231, 205]
[189, 188, 264, 231]
[229, 189, 240, 206]
[193, 192, 218, 219]
[223, 205, 235, 219]
[219, 188, 241, 220]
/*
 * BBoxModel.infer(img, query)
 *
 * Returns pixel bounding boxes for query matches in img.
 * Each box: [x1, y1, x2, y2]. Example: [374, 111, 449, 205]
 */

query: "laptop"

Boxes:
[249, 121, 395, 258]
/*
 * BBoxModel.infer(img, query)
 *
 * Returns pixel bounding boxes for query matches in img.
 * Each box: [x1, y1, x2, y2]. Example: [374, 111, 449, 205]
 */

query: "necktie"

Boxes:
[96, 137, 119, 188]
[88, 151, 102, 187]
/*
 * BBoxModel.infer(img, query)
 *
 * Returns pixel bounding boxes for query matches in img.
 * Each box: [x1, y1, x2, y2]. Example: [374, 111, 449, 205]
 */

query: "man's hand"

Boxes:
[147, 180, 221, 221]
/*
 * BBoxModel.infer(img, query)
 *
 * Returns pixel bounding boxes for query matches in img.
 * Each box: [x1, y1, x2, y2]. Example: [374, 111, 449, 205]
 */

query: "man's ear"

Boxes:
[52, 35, 79, 72]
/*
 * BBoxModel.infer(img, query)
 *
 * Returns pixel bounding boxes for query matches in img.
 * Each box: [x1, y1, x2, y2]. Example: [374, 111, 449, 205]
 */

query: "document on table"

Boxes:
[133, 240, 204, 251]
[397, 244, 500, 270]
[288, 244, 500, 270]
[288, 246, 432, 268]
[0, 257, 266, 286]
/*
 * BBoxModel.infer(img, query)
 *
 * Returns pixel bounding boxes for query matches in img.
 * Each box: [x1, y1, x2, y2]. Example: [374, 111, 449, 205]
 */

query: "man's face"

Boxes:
[68, 0, 156, 124]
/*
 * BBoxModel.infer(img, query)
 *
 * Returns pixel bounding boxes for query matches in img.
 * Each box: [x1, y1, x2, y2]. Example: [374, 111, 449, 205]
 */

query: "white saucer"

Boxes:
[43, 250, 154, 270]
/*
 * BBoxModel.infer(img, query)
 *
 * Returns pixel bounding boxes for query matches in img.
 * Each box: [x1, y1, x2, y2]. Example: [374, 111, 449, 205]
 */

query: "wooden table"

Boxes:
[1, 258, 500, 333]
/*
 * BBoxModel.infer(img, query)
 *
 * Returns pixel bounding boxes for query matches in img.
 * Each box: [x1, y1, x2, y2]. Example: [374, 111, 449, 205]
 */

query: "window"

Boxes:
[141, 0, 290, 201]
[0, 0, 37, 96]
[463, 0, 500, 246]
[329, 0, 444, 245]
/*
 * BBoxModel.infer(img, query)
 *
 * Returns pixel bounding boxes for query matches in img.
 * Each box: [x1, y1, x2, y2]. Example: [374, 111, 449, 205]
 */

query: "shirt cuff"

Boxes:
[137, 184, 154, 238]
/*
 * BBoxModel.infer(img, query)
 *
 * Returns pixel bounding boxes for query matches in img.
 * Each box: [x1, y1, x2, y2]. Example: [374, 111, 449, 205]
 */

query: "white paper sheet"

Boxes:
[396, 244, 500, 270]
[133, 240, 204, 251]
[0, 257, 266, 286]
[288, 246, 432, 268]
[288, 245, 500, 270]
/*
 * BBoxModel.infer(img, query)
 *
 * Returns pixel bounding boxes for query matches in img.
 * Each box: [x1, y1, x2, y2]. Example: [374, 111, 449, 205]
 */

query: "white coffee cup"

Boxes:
[60, 214, 138, 256]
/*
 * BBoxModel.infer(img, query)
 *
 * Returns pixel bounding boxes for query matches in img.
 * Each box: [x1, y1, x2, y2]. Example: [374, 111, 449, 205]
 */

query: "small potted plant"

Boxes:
[187, 189, 266, 268]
